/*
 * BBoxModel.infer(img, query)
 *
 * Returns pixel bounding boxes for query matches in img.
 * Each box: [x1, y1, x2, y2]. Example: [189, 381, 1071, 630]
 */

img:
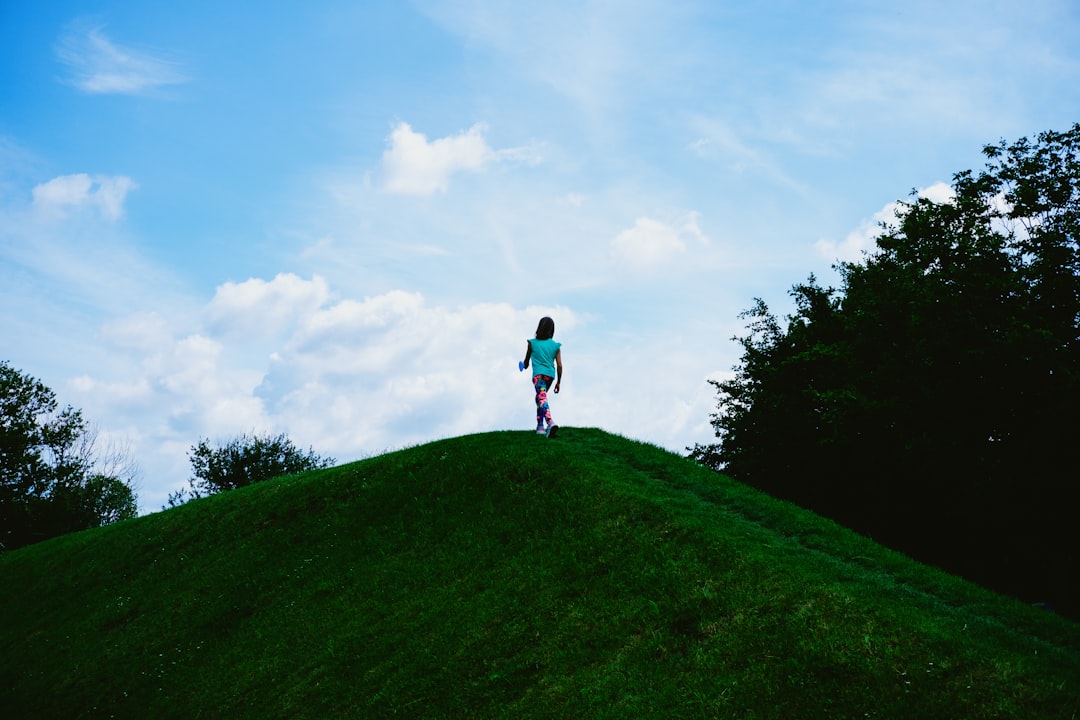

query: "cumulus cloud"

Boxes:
[381, 122, 495, 195]
[205, 273, 332, 339]
[610, 213, 709, 271]
[56, 23, 187, 95]
[68, 274, 584, 509]
[60, 270, 730, 515]
[259, 292, 578, 452]
[816, 182, 955, 263]
[919, 182, 956, 204]
[32, 173, 137, 221]
[380, 122, 541, 195]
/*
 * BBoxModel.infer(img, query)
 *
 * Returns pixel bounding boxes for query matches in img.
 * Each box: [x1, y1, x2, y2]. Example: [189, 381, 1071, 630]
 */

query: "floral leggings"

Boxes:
[533, 375, 555, 427]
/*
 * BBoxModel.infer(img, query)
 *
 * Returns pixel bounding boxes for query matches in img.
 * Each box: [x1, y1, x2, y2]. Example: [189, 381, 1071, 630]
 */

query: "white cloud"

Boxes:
[204, 273, 332, 339]
[381, 122, 496, 195]
[50, 268, 734, 515]
[380, 122, 541, 195]
[610, 214, 709, 271]
[919, 181, 955, 204]
[3, 170, 183, 344]
[815, 204, 895, 265]
[260, 292, 562, 450]
[32, 173, 137, 221]
[66, 275, 590, 510]
[56, 24, 187, 95]
[816, 182, 955, 263]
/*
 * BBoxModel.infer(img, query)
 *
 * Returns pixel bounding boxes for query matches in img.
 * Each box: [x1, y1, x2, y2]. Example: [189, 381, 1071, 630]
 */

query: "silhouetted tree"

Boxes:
[0, 361, 138, 549]
[692, 124, 1080, 617]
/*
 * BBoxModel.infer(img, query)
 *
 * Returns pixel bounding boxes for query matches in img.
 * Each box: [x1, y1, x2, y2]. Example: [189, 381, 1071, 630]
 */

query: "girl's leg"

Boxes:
[533, 375, 554, 429]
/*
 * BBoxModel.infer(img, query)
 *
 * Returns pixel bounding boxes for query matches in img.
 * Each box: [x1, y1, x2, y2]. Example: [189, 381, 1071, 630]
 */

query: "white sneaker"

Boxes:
[536, 427, 546, 434]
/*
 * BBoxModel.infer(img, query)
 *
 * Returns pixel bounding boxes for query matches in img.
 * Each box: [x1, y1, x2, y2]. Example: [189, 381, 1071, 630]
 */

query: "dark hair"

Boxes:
[535, 316, 555, 340]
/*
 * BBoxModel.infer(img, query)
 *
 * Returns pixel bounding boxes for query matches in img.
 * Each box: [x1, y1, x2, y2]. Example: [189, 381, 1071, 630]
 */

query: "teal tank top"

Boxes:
[528, 338, 561, 378]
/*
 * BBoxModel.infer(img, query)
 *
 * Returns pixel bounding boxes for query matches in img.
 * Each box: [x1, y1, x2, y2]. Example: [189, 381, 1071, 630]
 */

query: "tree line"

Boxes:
[691, 123, 1080, 618]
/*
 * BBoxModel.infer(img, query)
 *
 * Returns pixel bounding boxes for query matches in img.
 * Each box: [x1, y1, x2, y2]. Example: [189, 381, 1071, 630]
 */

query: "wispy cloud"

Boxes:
[688, 117, 807, 193]
[32, 173, 137, 221]
[415, 1, 679, 122]
[56, 23, 187, 95]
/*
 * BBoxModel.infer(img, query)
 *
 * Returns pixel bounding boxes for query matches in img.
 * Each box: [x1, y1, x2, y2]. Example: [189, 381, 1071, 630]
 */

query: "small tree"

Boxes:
[0, 361, 139, 550]
[167, 432, 334, 507]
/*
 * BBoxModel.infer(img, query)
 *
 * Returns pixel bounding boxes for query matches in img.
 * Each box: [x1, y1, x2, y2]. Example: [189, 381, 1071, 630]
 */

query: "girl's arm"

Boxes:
[522, 342, 532, 368]
[553, 349, 563, 393]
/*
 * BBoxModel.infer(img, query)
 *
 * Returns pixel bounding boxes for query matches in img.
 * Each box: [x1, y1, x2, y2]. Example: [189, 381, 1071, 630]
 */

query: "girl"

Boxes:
[521, 316, 563, 438]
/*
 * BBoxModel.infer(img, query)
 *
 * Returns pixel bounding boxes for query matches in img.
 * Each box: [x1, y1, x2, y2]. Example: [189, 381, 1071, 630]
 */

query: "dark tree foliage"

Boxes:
[692, 124, 1080, 617]
[0, 361, 138, 550]
[167, 432, 334, 507]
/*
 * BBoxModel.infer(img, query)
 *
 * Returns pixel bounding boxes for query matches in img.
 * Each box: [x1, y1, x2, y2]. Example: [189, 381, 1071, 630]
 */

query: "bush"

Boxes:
[167, 432, 334, 507]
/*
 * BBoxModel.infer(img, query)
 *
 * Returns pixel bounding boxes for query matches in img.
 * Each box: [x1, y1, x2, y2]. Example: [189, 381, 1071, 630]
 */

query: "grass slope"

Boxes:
[2, 428, 1078, 719]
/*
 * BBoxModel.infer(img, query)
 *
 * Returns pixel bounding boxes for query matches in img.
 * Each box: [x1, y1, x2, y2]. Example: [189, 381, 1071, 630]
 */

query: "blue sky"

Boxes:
[3, 1, 1079, 512]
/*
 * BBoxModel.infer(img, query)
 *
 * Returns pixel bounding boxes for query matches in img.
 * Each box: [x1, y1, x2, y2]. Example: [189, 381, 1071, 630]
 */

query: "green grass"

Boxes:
[2, 428, 1078, 719]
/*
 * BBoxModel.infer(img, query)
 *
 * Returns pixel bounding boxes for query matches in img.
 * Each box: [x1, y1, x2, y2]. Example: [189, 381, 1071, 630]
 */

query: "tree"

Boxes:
[692, 124, 1080, 617]
[0, 361, 139, 550]
[167, 432, 334, 507]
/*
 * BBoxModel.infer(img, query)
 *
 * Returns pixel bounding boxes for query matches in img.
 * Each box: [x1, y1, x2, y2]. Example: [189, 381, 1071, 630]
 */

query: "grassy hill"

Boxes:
[2, 428, 1078, 719]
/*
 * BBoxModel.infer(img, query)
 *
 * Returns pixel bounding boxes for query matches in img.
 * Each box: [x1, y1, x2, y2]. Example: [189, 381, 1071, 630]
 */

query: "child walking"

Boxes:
[521, 316, 563, 438]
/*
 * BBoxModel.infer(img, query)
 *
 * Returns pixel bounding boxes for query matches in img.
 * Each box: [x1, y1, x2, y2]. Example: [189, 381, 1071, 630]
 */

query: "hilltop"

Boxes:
[2, 428, 1077, 718]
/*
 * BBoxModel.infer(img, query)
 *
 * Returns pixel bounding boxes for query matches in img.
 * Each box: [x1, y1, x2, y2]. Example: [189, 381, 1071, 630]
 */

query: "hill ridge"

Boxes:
[2, 427, 1078, 719]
